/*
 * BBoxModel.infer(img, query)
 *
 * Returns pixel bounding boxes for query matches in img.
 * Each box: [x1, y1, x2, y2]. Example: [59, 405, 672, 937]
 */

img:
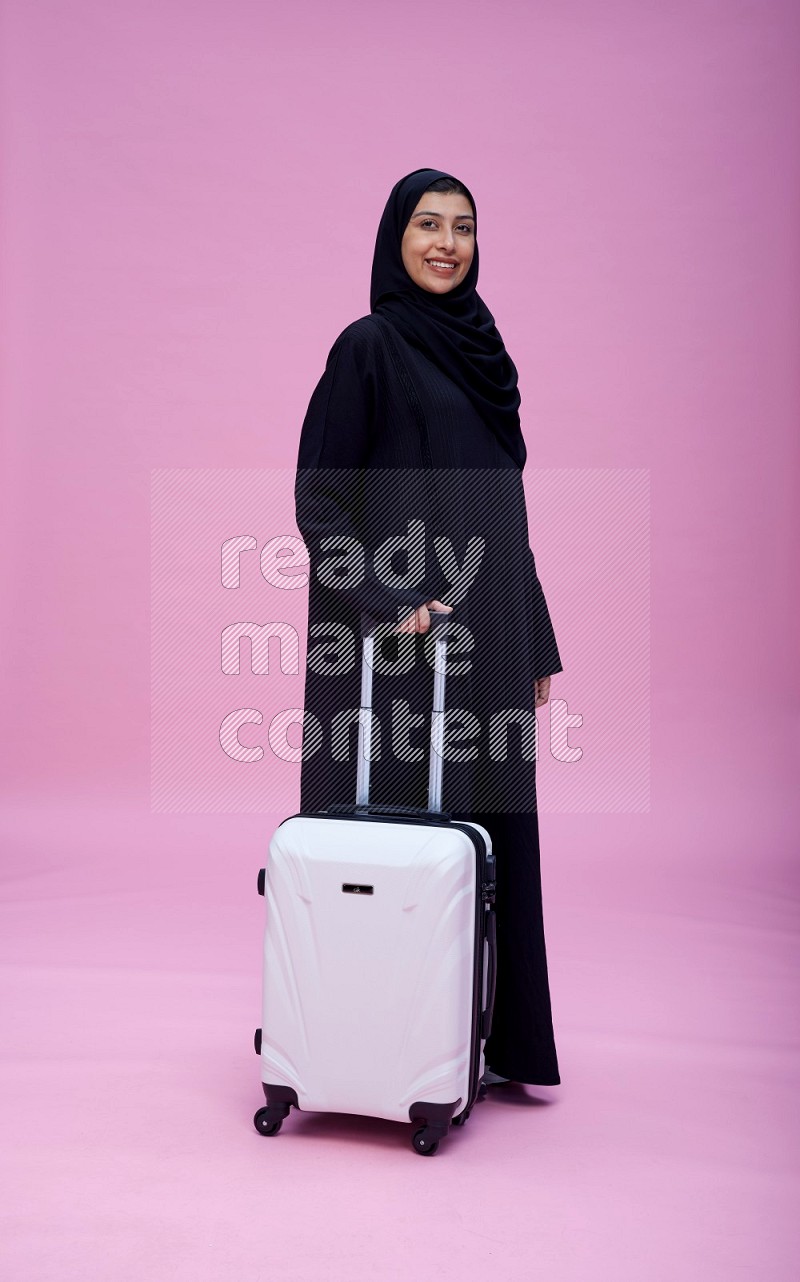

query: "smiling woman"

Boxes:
[294, 168, 564, 1088]
[400, 194, 476, 290]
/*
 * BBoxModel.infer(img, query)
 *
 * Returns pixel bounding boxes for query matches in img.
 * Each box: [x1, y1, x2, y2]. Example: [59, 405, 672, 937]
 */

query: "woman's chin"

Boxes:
[418, 275, 460, 294]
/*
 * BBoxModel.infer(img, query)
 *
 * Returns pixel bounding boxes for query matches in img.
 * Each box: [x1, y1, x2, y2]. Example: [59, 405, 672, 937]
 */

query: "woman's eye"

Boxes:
[419, 219, 473, 235]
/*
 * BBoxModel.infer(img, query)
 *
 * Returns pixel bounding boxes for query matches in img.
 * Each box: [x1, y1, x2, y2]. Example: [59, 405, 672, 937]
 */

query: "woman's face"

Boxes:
[400, 191, 475, 293]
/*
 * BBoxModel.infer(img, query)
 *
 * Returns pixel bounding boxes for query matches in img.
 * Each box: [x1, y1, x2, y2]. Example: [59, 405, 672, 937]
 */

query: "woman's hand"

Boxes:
[534, 676, 552, 708]
[395, 599, 453, 634]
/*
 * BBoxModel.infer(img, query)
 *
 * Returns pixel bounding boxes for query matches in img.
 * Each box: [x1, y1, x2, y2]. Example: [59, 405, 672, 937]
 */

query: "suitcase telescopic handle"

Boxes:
[356, 608, 452, 812]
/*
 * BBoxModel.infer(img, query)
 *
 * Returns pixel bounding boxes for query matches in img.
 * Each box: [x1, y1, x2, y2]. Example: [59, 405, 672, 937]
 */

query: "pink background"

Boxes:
[1, 0, 798, 1278]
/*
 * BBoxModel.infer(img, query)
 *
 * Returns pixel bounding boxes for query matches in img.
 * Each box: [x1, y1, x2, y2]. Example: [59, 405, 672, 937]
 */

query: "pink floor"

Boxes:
[2, 780, 797, 1281]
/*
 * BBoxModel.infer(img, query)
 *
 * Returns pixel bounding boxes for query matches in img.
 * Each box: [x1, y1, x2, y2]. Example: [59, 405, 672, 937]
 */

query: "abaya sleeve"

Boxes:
[528, 545, 564, 679]
[295, 325, 440, 630]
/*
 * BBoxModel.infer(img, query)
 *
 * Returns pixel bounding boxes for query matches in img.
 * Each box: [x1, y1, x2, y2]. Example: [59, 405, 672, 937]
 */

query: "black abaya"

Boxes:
[295, 314, 562, 1085]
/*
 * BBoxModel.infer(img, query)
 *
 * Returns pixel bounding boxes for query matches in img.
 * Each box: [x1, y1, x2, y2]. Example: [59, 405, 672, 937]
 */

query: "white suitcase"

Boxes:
[254, 610, 497, 1156]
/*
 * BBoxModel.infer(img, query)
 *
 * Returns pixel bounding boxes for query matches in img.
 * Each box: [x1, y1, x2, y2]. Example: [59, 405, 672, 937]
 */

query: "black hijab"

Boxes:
[369, 167, 526, 469]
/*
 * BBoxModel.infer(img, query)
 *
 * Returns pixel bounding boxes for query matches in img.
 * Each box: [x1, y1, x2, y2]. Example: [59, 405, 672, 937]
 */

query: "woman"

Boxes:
[295, 168, 563, 1088]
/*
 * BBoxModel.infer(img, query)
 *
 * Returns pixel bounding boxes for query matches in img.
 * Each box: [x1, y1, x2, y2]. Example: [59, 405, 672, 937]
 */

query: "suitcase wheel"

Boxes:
[254, 1107, 283, 1137]
[411, 1127, 440, 1156]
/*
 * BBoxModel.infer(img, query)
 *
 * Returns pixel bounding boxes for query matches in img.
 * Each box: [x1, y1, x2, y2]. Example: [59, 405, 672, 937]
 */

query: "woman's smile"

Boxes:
[425, 258, 459, 274]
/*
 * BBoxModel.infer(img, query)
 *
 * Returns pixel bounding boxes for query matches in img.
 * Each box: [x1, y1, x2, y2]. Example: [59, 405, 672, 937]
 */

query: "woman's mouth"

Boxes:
[424, 259, 458, 274]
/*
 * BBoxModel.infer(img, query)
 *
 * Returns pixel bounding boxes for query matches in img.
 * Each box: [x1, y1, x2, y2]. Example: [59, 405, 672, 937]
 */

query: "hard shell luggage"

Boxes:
[253, 609, 497, 1156]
